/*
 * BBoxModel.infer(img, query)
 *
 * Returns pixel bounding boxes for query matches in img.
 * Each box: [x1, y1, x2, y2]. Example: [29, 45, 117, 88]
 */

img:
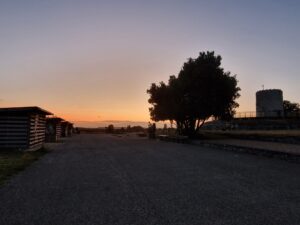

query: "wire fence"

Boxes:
[234, 111, 300, 119]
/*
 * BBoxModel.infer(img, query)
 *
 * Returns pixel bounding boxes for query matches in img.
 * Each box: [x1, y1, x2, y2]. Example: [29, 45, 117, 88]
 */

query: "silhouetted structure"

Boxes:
[0, 107, 52, 151]
[256, 89, 283, 117]
[61, 121, 73, 137]
[68, 122, 74, 136]
[148, 123, 156, 139]
[46, 117, 63, 142]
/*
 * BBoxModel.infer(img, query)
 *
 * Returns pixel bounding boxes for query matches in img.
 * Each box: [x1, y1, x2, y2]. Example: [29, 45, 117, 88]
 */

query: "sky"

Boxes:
[1, 0, 299, 127]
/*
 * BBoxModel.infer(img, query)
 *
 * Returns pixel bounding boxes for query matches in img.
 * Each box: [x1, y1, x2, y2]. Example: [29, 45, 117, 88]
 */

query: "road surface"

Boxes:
[0, 134, 300, 225]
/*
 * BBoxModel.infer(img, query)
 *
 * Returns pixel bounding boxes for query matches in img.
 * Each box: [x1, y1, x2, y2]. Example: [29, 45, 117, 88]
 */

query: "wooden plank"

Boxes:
[0, 145, 27, 148]
[0, 134, 27, 138]
[0, 129, 28, 133]
[29, 138, 44, 142]
[0, 136, 27, 139]
[0, 121, 28, 125]
[28, 114, 46, 149]
[29, 131, 45, 135]
[29, 133, 45, 136]
[0, 116, 28, 120]
[30, 133, 45, 136]
[29, 142, 44, 145]
[29, 130, 45, 134]
[0, 141, 27, 144]
[0, 124, 27, 129]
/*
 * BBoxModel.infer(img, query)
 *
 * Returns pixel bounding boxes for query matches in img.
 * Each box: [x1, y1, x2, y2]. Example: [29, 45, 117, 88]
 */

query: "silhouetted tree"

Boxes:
[131, 126, 145, 132]
[283, 100, 300, 116]
[105, 124, 114, 133]
[125, 125, 145, 133]
[147, 51, 240, 137]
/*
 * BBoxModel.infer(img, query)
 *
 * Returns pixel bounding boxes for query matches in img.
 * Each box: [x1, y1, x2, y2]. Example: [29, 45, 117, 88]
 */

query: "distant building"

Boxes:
[61, 121, 73, 137]
[45, 117, 63, 142]
[256, 89, 284, 117]
[0, 107, 52, 151]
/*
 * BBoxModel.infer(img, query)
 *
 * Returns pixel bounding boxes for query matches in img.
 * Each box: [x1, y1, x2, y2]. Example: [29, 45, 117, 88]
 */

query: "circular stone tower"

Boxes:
[256, 89, 283, 117]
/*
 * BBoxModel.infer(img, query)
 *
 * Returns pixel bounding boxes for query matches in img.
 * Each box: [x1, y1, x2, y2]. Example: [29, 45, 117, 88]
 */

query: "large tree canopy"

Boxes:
[147, 51, 240, 137]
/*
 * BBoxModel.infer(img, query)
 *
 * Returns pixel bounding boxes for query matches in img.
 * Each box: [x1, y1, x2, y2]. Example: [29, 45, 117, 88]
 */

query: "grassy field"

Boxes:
[0, 149, 47, 185]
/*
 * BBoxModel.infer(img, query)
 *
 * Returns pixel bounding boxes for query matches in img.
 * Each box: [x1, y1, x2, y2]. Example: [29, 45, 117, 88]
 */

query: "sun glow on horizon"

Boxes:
[1, 1, 299, 127]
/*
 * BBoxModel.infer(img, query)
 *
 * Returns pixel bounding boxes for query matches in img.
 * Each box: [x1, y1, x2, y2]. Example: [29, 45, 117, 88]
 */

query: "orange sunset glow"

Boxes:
[1, 1, 299, 127]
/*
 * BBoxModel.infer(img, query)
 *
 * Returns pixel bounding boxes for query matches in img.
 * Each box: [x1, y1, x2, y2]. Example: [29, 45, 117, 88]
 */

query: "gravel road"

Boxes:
[0, 134, 300, 225]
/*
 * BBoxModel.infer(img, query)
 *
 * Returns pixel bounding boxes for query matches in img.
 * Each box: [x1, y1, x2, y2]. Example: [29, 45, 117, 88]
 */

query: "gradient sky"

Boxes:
[1, 0, 299, 127]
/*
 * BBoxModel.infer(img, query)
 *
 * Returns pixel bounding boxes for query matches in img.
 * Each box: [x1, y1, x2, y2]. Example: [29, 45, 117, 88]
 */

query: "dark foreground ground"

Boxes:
[0, 134, 299, 225]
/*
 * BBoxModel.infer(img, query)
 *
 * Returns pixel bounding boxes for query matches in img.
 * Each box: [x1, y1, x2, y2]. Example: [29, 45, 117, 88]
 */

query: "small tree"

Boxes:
[283, 100, 300, 117]
[147, 51, 240, 137]
[105, 124, 114, 133]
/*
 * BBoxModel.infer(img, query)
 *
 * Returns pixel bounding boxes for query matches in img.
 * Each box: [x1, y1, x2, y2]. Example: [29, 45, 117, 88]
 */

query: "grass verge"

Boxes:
[0, 148, 48, 185]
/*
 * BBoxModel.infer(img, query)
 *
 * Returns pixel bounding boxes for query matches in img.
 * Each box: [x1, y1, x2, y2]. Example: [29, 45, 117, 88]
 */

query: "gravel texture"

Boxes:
[0, 134, 300, 225]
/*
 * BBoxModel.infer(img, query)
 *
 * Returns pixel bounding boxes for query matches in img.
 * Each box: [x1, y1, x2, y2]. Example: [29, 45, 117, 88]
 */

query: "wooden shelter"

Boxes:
[45, 117, 63, 142]
[68, 122, 74, 136]
[0, 107, 52, 151]
[61, 121, 73, 137]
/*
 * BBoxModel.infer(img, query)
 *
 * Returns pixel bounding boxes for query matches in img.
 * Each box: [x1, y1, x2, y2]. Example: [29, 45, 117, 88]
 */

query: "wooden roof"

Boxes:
[0, 106, 52, 115]
[46, 117, 63, 122]
[61, 121, 73, 125]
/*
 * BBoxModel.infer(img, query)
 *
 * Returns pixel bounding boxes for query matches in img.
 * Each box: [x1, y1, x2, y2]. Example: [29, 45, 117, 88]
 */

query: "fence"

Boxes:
[234, 111, 300, 119]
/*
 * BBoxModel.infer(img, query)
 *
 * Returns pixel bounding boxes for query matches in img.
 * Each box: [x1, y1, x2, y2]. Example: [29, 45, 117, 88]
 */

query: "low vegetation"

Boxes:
[0, 148, 47, 185]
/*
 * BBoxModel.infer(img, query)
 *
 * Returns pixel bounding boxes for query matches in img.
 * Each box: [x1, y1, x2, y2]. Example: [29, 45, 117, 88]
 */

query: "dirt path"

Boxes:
[0, 134, 299, 225]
